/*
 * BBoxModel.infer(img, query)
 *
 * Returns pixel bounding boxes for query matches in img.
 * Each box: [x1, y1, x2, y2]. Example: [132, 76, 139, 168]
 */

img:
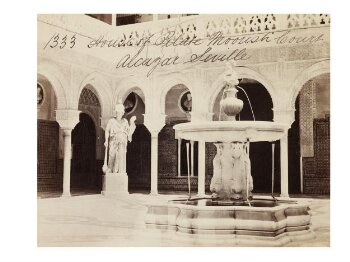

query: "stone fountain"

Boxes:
[145, 63, 314, 246]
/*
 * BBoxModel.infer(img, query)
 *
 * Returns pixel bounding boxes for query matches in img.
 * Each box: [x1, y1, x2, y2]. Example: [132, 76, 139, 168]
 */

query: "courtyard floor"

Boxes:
[37, 193, 330, 247]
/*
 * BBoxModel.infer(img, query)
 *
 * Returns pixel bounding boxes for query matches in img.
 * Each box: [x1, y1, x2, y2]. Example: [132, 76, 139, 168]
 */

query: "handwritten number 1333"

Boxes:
[44, 33, 76, 49]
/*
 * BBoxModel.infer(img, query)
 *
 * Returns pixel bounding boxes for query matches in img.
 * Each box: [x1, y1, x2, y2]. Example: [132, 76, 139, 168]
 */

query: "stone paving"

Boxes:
[37, 194, 330, 247]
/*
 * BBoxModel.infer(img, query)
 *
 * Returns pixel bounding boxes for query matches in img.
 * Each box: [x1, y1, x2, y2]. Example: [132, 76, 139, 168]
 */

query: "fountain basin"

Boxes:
[145, 198, 314, 246]
[174, 121, 288, 142]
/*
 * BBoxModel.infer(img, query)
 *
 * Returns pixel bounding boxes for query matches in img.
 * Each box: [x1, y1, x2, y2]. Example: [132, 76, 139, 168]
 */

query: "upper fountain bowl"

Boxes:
[174, 121, 288, 142]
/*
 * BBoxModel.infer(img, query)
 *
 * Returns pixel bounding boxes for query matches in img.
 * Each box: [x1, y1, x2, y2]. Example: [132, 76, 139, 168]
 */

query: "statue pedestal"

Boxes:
[102, 172, 129, 197]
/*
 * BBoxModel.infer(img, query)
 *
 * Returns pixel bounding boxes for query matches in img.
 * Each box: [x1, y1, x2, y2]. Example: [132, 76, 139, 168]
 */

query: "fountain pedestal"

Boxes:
[210, 142, 253, 201]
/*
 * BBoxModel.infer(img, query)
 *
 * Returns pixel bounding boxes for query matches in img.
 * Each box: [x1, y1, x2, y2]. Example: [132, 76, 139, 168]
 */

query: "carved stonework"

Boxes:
[206, 14, 277, 37]
[287, 14, 330, 29]
[210, 142, 253, 200]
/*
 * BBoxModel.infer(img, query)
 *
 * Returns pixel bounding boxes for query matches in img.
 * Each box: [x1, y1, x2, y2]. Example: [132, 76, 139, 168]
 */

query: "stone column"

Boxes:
[190, 140, 194, 177]
[280, 134, 289, 198]
[197, 141, 206, 196]
[56, 109, 80, 198]
[178, 138, 181, 177]
[62, 129, 72, 197]
[151, 132, 159, 195]
[111, 14, 117, 26]
[143, 113, 166, 195]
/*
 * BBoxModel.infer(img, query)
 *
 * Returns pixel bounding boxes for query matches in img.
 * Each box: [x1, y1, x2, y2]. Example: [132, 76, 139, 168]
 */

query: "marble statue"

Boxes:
[210, 142, 253, 200]
[102, 102, 136, 174]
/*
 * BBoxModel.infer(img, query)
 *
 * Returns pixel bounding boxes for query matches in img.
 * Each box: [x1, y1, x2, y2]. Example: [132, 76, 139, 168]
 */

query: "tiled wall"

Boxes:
[37, 120, 61, 192]
[303, 118, 330, 194]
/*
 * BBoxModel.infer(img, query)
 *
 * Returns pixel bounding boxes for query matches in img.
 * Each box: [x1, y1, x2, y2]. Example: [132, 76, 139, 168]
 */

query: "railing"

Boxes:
[38, 14, 330, 48]
[114, 14, 330, 47]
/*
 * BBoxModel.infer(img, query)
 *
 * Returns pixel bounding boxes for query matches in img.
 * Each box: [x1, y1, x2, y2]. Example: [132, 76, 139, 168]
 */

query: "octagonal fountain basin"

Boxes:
[173, 121, 288, 142]
[144, 198, 315, 246]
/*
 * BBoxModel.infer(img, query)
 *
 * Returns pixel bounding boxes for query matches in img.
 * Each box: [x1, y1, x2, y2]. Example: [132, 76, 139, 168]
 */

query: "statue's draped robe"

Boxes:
[107, 118, 129, 173]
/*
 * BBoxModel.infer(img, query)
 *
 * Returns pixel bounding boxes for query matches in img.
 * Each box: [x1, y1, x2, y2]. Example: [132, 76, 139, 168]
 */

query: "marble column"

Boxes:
[111, 14, 117, 26]
[197, 141, 206, 196]
[151, 132, 159, 195]
[62, 129, 72, 197]
[56, 109, 80, 198]
[190, 140, 194, 177]
[177, 138, 181, 177]
[280, 134, 289, 198]
[143, 113, 165, 195]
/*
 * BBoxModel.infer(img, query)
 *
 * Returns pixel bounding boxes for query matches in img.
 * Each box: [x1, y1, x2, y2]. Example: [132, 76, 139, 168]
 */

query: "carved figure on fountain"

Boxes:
[210, 142, 253, 201]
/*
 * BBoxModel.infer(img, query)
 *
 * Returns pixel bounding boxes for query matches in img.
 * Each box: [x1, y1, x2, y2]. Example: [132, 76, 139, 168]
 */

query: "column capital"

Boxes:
[62, 129, 72, 136]
[143, 113, 166, 136]
[56, 109, 80, 130]
[150, 130, 159, 138]
[272, 108, 295, 127]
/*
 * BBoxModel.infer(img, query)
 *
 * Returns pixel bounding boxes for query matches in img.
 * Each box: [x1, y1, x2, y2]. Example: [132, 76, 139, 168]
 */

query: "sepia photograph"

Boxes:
[36, 12, 331, 248]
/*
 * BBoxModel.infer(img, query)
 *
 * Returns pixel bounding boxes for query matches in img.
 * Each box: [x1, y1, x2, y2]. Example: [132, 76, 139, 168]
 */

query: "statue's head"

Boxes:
[232, 142, 244, 159]
[115, 101, 125, 120]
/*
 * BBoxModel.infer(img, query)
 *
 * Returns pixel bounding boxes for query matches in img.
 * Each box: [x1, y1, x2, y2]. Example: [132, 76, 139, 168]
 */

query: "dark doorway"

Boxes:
[71, 113, 100, 193]
[236, 79, 278, 194]
[288, 96, 301, 194]
[127, 124, 151, 192]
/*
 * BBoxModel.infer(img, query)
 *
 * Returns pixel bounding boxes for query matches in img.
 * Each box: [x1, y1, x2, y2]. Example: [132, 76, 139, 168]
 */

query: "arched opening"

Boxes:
[71, 113, 98, 192]
[37, 74, 61, 196]
[70, 87, 103, 194]
[123, 90, 151, 193]
[210, 78, 278, 194]
[290, 73, 330, 195]
[158, 84, 197, 192]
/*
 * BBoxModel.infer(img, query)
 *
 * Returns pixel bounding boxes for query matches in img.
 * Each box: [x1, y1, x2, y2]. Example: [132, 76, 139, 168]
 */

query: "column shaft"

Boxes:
[151, 134, 158, 195]
[198, 141, 205, 196]
[280, 134, 289, 198]
[177, 138, 181, 177]
[190, 140, 194, 177]
[62, 129, 72, 197]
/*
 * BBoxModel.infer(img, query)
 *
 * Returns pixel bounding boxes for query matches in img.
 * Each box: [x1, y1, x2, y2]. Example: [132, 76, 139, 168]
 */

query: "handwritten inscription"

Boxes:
[44, 33, 76, 49]
[44, 29, 325, 77]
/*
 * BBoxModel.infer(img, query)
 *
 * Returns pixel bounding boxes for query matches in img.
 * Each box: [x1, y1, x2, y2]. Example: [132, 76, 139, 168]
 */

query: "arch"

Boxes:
[37, 61, 68, 109]
[114, 77, 149, 106]
[289, 60, 330, 109]
[78, 109, 99, 135]
[158, 73, 194, 115]
[77, 72, 113, 118]
[71, 112, 100, 191]
[207, 66, 276, 113]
